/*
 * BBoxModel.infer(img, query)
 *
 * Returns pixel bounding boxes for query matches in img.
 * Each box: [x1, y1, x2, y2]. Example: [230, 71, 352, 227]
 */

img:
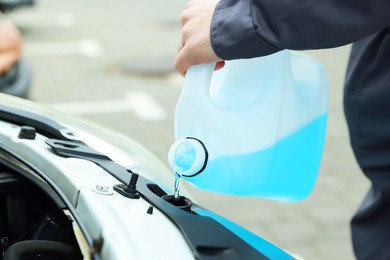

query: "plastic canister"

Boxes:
[168, 50, 328, 202]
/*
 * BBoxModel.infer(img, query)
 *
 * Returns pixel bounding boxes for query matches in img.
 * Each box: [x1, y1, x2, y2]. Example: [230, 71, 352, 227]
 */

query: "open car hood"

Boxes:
[0, 93, 292, 260]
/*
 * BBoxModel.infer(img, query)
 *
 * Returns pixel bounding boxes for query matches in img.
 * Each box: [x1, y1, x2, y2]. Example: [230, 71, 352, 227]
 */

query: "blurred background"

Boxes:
[4, 0, 369, 259]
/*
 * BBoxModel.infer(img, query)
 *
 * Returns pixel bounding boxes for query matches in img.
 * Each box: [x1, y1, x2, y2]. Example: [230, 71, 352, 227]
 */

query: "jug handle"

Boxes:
[183, 63, 216, 103]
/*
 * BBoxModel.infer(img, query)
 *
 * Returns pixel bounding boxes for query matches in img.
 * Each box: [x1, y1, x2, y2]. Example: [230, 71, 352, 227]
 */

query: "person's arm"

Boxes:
[175, 0, 390, 75]
[212, 0, 390, 60]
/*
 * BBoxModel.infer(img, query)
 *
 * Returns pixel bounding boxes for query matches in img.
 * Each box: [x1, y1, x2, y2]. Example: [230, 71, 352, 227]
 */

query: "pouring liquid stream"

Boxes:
[173, 172, 181, 199]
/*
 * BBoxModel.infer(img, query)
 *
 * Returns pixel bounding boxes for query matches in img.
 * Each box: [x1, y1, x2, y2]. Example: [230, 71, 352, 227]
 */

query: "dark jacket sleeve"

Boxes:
[211, 0, 390, 60]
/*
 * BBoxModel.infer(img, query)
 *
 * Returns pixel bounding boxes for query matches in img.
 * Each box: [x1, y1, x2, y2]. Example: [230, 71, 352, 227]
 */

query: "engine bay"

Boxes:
[0, 159, 83, 260]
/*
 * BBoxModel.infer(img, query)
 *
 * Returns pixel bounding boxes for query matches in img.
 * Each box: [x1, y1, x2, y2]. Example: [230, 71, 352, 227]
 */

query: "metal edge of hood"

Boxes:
[0, 93, 190, 198]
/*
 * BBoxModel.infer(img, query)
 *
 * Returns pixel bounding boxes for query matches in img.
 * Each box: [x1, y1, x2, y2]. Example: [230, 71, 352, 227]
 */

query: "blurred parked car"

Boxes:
[0, 0, 34, 12]
[0, 58, 31, 98]
[0, 0, 34, 98]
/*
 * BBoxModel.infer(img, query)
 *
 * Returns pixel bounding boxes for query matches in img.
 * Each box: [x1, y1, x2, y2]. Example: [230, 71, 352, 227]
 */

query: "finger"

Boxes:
[177, 37, 184, 53]
[214, 61, 225, 71]
[174, 47, 191, 77]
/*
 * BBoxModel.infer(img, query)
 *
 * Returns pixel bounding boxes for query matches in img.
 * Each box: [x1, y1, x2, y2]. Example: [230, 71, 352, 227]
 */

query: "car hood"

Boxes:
[0, 93, 190, 198]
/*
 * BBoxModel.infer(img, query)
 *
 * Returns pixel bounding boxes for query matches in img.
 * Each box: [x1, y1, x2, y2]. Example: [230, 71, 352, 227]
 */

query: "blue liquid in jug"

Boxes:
[184, 114, 327, 202]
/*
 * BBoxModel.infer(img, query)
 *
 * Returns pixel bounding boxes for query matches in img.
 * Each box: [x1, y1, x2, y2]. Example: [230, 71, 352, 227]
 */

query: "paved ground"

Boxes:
[8, 1, 369, 259]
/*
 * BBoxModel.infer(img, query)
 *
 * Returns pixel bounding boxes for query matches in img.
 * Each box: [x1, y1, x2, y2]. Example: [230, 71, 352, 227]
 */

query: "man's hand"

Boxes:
[174, 0, 223, 76]
[0, 14, 21, 75]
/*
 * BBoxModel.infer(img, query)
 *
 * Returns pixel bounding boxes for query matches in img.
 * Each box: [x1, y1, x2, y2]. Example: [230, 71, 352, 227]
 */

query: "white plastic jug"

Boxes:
[168, 50, 328, 202]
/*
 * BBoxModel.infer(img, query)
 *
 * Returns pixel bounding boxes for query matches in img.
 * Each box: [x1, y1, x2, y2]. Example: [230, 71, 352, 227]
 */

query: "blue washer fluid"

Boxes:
[168, 50, 328, 202]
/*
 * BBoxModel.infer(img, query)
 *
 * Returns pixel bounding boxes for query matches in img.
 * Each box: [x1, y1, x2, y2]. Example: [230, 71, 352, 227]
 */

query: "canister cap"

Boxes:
[168, 138, 207, 177]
